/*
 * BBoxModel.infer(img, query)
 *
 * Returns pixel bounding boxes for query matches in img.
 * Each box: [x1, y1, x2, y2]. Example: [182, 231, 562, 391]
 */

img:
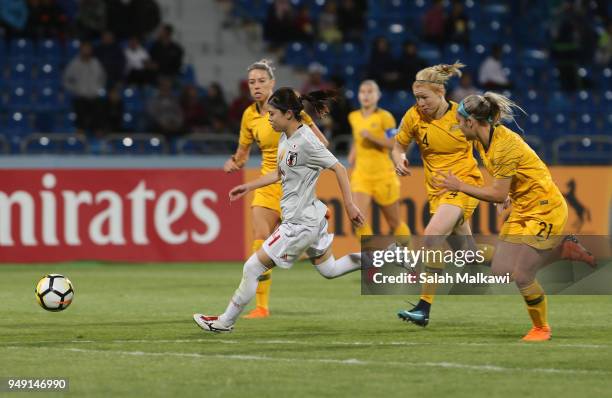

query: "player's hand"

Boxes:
[433, 170, 462, 195]
[229, 184, 249, 201]
[496, 196, 511, 215]
[346, 202, 365, 227]
[394, 154, 411, 176]
[223, 157, 241, 173]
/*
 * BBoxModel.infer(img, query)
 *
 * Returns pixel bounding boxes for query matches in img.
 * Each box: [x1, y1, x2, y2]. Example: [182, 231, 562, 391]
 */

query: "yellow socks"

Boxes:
[252, 239, 271, 311]
[420, 251, 445, 305]
[355, 223, 373, 239]
[520, 280, 548, 328]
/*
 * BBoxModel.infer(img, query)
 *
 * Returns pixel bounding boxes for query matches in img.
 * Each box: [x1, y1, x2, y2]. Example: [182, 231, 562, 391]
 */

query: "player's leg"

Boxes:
[308, 218, 362, 278]
[244, 205, 280, 319]
[511, 244, 553, 341]
[353, 192, 373, 239]
[398, 204, 462, 326]
[377, 177, 411, 245]
[194, 248, 275, 332]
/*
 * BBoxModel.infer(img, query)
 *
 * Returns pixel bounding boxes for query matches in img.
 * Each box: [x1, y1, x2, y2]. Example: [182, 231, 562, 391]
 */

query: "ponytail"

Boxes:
[460, 92, 526, 125]
[269, 87, 337, 120]
[299, 89, 338, 117]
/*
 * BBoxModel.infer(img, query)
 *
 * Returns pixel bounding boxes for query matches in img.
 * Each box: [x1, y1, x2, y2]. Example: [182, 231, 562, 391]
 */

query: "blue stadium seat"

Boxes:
[574, 90, 597, 113]
[9, 38, 35, 59]
[102, 134, 168, 155]
[53, 112, 77, 133]
[6, 112, 34, 138]
[284, 42, 312, 67]
[122, 87, 145, 112]
[575, 113, 596, 136]
[547, 91, 572, 112]
[36, 61, 62, 82]
[6, 86, 32, 111]
[8, 60, 34, 80]
[38, 39, 63, 61]
[21, 134, 88, 154]
[33, 86, 63, 112]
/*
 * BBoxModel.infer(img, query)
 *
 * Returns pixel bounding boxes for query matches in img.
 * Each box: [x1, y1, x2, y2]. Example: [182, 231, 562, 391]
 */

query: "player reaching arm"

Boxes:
[434, 92, 596, 341]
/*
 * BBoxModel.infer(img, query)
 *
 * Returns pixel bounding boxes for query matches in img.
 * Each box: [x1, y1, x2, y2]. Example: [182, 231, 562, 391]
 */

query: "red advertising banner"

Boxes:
[0, 170, 243, 263]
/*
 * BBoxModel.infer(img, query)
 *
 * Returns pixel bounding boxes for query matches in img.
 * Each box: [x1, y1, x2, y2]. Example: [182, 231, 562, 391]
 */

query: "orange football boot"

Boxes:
[522, 326, 552, 341]
[242, 307, 270, 319]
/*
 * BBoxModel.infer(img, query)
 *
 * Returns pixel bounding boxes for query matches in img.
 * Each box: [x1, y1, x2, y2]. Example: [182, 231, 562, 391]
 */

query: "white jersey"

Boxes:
[277, 124, 338, 226]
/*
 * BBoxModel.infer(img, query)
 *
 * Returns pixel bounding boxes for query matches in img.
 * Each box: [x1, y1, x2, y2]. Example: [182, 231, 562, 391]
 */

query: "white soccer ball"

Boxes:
[35, 274, 74, 312]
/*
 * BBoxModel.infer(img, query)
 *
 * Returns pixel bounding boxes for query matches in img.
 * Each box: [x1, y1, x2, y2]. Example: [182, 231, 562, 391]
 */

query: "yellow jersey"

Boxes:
[396, 101, 483, 198]
[349, 108, 396, 178]
[238, 102, 314, 175]
[474, 125, 564, 214]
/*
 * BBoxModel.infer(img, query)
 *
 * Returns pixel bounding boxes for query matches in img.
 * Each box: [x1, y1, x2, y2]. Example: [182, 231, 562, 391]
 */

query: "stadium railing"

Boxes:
[552, 135, 612, 165]
[175, 133, 238, 155]
[101, 133, 169, 155]
[20, 133, 89, 154]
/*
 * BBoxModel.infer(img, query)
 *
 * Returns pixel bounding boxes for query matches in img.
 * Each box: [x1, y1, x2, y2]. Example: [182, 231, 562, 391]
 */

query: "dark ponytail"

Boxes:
[268, 87, 337, 120]
[298, 89, 338, 117]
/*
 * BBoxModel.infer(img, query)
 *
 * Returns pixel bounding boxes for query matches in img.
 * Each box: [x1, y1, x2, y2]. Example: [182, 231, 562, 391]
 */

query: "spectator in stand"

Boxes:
[294, 4, 314, 43]
[75, 0, 106, 40]
[124, 36, 156, 86]
[422, 0, 446, 48]
[550, 2, 580, 91]
[147, 77, 184, 137]
[366, 37, 400, 90]
[397, 40, 428, 89]
[317, 0, 342, 44]
[338, 0, 365, 43]
[450, 72, 480, 102]
[62, 41, 106, 135]
[445, 0, 469, 47]
[228, 80, 252, 131]
[263, 0, 297, 50]
[1, 0, 28, 38]
[180, 84, 207, 133]
[24, 0, 68, 39]
[100, 85, 124, 133]
[301, 62, 333, 93]
[328, 75, 353, 140]
[202, 82, 229, 132]
[150, 24, 184, 80]
[478, 44, 512, 91]
[595, 21, 612, 66]
[94, 31, 125, 88]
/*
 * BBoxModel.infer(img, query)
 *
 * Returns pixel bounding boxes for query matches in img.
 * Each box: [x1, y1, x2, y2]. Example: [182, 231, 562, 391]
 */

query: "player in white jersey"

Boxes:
[193, 87, 365, 333]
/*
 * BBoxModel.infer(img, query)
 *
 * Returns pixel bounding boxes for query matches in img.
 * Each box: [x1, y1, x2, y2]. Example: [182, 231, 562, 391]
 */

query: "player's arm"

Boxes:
[347, 142, 356, 167]
[361, 130, 394, 149]
[308, 122, 329, 147]
[229, 169, 280, 202]
[434, 171, 511, 203]
[391, 140, 411, 176]
[224, 144, 251, 173]
[329, 162, 364, 226]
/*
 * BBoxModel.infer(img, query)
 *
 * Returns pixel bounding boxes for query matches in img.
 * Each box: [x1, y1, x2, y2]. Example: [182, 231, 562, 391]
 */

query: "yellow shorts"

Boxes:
[351, 173, 400, 207]
[500, 200, 568, 250]
[252, 183, 281, 214]
[429, 191, 479, 223]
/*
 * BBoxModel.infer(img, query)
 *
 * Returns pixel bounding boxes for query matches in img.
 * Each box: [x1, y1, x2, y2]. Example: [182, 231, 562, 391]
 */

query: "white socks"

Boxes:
[219, 253, 268, 326]
[315, 253, 361, 279]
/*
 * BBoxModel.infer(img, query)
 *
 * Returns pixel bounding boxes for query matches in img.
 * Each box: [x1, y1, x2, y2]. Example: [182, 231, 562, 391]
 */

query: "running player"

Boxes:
[223, 59, 328, 319]
[193, 88, 365, 333]
[348, 80, 411, 242]
[392, 62, 485, 327]
[433, 92, 596, 341]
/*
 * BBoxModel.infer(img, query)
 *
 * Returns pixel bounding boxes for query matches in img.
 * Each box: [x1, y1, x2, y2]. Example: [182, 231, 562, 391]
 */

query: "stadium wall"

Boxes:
[0, 157, 609, 263]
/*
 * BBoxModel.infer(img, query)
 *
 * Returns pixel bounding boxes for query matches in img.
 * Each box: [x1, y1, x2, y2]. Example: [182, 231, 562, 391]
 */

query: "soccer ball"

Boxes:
[35, 274, 74, 312]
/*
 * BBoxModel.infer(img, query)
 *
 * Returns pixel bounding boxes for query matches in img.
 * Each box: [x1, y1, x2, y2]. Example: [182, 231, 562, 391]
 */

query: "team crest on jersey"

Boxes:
[287, 151, 298, 166]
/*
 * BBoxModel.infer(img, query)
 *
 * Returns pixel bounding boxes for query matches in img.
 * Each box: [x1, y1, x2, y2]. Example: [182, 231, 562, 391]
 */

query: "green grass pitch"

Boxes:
[1, 262, 611, 398]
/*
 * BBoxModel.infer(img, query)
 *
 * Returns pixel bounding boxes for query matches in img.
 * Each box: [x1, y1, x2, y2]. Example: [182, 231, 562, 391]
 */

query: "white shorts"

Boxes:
[262, 219, 334, 269]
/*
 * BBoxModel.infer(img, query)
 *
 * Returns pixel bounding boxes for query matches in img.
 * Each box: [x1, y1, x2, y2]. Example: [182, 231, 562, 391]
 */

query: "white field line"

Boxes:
[1, 339, 610, 349]
[4, 346, 609, 376]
